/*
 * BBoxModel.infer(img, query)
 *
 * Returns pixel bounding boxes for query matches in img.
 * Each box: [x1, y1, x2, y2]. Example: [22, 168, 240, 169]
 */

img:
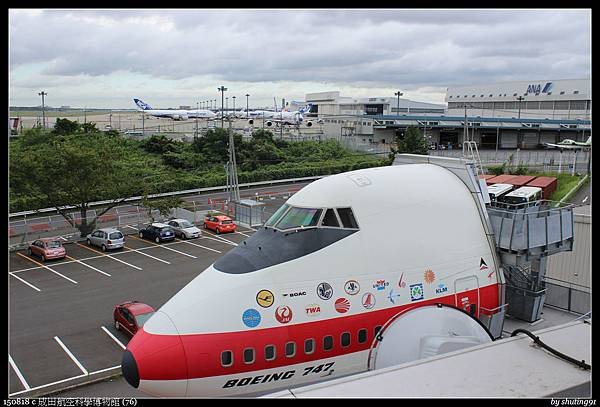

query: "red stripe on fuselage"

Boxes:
[128, 284, 498, 381]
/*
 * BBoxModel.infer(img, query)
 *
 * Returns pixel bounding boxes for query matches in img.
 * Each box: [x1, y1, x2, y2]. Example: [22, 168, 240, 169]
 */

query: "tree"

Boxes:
[140, 195, 185, 222]
[390, 126, 429, 157]
[10, 132, 157, 236]
[52, 118, 81, 135]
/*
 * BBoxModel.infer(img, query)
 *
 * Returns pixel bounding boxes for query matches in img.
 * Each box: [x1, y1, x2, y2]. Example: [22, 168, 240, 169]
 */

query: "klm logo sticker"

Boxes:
[526, 82, 553, 95]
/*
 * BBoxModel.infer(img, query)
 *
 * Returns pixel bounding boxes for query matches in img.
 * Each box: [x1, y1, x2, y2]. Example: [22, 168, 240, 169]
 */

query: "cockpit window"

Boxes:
[275, 207, 322, 230]
[321, 208, 340, 227]
[265, 204, 290, 227]
[337, 207, 359, 229]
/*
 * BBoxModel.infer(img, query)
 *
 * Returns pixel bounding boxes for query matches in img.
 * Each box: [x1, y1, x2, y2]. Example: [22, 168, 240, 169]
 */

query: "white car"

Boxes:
[167, 219, 202, 239]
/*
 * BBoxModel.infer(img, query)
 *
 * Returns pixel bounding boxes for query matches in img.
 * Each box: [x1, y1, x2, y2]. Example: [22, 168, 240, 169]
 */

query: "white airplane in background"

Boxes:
[134, 99, 217, 121]
[246, 103, 317, 127]
[545, 136, 591, 150]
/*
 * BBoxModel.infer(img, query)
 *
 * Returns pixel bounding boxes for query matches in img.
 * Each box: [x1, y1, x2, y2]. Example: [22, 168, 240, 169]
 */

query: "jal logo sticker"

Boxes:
[242, 309, 261, 328]
[424, 269, 436, 284]
[317, 282, 333, 300]
[344, 280, 360, 295]
[275, 306, 293, 324]
[387, 289, 401, 304]
[362, 292, 376, 309]
[335, 298, 351, 313]
[283, 291, 307, 298]
[372, 279, 389, 291]
[305, 304, 321, 317]
[410, 283, 424, 301]
[256, 289, 274, 308]
[435, 283, 449, 294]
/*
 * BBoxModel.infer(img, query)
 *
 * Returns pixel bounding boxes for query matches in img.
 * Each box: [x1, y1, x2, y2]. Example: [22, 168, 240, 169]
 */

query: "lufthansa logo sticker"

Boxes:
[256, 289, 274, 308]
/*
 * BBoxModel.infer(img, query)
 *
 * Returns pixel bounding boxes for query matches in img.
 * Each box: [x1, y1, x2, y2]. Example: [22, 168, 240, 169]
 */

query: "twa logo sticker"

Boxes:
[362, 292, 376, 309]
[334, 298, 351, 313]
[410, 283, 424, 301]
[344, 280, 360, 295]
[256, 289, 274, 308]
[372, 279, 389, 291]
[317, 282, 333, 300]
[480, 258, 489, 271]
[305, 304, 321, 317]
[275, 306, 293, 324]
[242, 309, 261, 328]
[424, 269, 436, 284]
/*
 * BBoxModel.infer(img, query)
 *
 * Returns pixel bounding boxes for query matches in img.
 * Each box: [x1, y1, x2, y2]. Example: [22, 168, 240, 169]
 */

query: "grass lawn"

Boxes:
[10, 110, 131, 117]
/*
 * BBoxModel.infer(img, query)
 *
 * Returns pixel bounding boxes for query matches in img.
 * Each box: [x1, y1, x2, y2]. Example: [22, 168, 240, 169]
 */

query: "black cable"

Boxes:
[510, 328, 591, 370]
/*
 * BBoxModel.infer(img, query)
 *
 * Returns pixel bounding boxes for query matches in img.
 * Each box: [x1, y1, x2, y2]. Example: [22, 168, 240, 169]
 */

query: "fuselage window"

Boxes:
[341, 332, 351, 347]
[243, 348, 255, 364]
[321, 208, 340, 227]
[337, 207, 359, 229]
[285, 342, 296, 358]
[323, 335, 334, 351]
[304, 338, 315, 354]
[221, 350, 233, 367]
[358, 328, 368, 344]
[276, 207, 323, 230]
[264, 345, 276, 361]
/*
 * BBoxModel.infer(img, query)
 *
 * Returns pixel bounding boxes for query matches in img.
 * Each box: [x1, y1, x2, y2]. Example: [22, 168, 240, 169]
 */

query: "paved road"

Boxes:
[568, 178, 591, 205]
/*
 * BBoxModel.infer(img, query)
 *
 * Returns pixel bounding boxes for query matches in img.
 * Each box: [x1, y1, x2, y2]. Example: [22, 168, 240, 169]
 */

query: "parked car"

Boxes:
[113, 301, 155, 338]
[204, 215, 236, 234]
[27, 238, 66, 261]
[167, 218, 201, 239]
[86, 228, 125, 251]
[138, 222, 175, 243]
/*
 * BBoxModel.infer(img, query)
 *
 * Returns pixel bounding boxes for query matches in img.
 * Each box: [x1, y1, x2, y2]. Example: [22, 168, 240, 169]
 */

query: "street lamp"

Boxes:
[196, 102, 199, 136]
[245, 94, 250, 118]
[232, 96, 236, 118]
[394, 91, 403, 116]
[38, 91, 47, 128]
[226, 97, 229, 118]
[516, 96, 525, 119]
[218, 86, 227, 128]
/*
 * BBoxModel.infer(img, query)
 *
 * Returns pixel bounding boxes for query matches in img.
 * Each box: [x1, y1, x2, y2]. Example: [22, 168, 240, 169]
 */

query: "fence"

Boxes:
[543, 276, 591, 315]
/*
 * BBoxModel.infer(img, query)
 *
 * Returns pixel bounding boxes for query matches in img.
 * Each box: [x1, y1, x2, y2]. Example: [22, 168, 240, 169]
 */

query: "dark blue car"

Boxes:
[139, 223, 175, 243]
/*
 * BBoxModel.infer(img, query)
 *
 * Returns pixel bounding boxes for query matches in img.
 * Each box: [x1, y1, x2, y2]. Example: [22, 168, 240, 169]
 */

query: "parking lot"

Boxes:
[8, 222, 258, 397]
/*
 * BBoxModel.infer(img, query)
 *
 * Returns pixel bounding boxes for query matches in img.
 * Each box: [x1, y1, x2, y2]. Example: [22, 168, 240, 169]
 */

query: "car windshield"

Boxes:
[221, 220, 233, 224]
[179, 220, 194, 228]
[109, 232, 123, 240]
[135, 311, 155, 327]
[47, 241, 61, 248]
[275, 207, 322, 230]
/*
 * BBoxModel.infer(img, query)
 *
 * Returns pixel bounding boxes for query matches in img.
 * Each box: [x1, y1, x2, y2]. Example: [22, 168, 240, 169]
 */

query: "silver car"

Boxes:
[86, 228, 125, 251]
[167, 219, 202, 239]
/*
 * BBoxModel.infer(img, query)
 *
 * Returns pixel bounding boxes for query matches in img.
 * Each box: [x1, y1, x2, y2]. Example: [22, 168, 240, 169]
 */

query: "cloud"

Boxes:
[9, 9, 591, 108]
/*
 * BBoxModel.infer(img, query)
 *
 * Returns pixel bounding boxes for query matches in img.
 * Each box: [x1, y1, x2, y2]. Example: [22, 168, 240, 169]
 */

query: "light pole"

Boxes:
[232, 96, 236, 118]
[218, 86, 227, 128]
[226, 97, 229, 118]
[38, 91, 47, 128]
[196, 102, 199, 136]
[245, 94, 250, 118]
[516, 96, 525, 119]
[394, 91, 403, 116]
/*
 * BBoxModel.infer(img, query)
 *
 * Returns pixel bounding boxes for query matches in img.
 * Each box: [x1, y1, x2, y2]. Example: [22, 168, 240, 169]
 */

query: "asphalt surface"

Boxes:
[568, 178, 591, 205]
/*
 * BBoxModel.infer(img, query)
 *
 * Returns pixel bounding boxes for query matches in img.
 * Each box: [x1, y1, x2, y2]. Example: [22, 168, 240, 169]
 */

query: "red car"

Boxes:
[113, 301, 156, 338]
[204, 215, 236, 234]
[27, 238, 66, 261]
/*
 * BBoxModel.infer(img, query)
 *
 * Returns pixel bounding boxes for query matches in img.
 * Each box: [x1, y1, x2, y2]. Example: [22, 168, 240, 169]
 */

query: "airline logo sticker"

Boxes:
[424, 269, 436, 284]
[256, 289, 274, 308]
[344, 280, 360, 295]
[387, 289, 401, 304]
[283, 291, 307, 298]
[435, 283, 449, 294]
[372, 279, 390, 291]
[305, 304, 321, 317]
[398, 272, 406, 288]
[362, 292, 376, 309]
[410, 283, 424, 301]
[317, 282, 334, 300]
[480, 258, 489, 271]
[335, 298, 351, 313]
[275, 306, 293, 324]
[242, 309, 261, 328]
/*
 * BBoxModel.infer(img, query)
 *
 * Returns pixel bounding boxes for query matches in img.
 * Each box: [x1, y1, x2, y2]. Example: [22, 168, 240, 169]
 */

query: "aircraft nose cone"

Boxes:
[121, 350, 139, 388]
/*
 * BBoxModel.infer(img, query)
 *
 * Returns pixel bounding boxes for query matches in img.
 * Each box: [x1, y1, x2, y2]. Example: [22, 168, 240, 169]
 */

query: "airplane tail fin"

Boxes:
[134, 98, 152, 110]
[586, 136, 592, 145]
[299, 103, 313, 114]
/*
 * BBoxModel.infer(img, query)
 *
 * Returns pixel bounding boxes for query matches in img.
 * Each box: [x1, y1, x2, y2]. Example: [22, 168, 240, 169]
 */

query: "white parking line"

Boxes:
[54, 336, 88, 375]
[16, 253, 78, 284]
[125, 247, 171, 264]
[201, 235, 238, 246]
[235, 231, 251, 237]
[101, 326, 126, 350]
[9, 273, 42, 292]
[9, 355, 31, 390]
[157, 244, 197, 258]
[58, 236, 68, 241]
[75, 243, 142, 271]
[66, 255, 111, 277]
[176, 239, 221, 253]
[124, 225, 139, 231]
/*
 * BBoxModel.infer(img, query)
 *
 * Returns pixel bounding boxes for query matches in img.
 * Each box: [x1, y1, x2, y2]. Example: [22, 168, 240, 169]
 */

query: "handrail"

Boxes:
[9, 175, 325, 218]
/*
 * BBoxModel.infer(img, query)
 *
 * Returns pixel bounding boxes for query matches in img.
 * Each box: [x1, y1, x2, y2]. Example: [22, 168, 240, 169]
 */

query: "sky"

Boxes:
[9, 9, 591, 109]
